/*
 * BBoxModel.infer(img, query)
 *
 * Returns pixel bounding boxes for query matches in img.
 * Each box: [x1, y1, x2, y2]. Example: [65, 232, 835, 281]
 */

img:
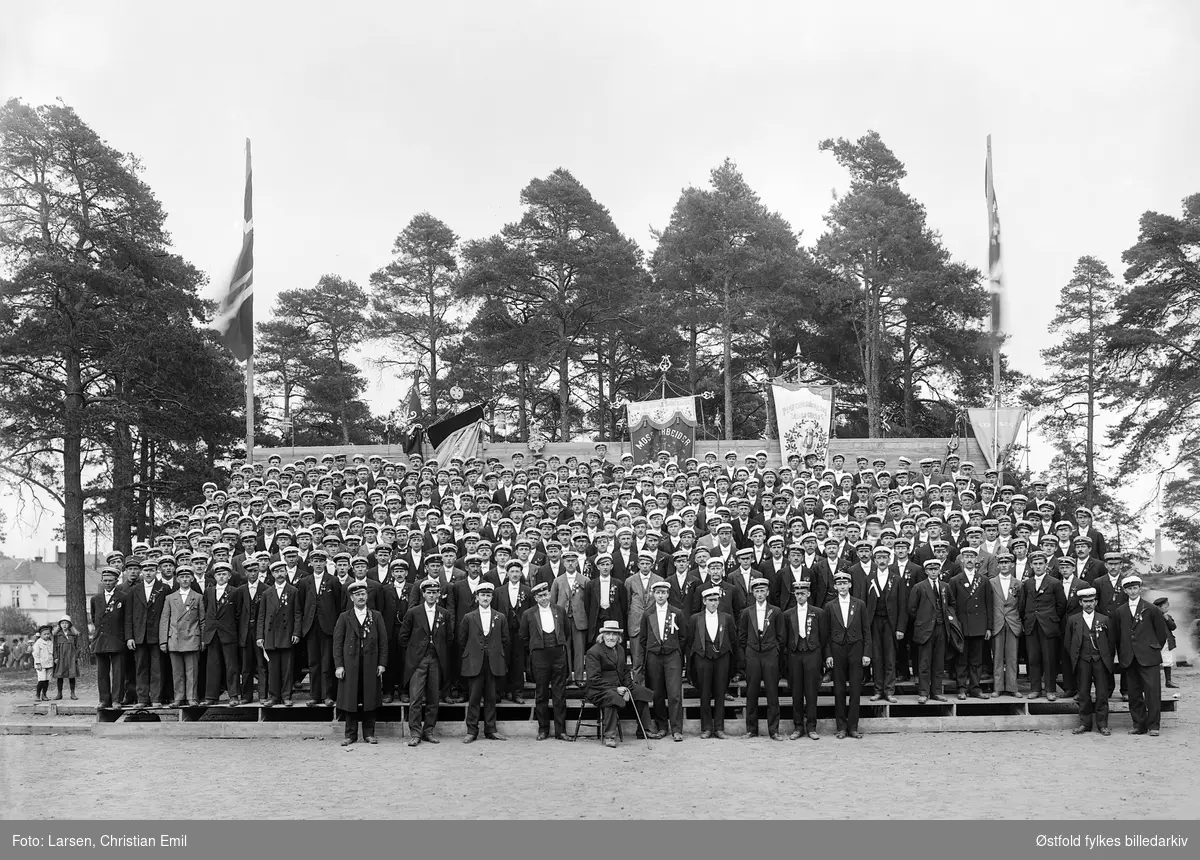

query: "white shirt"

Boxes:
[215, 586, 226, 602]
[1082, 610, 1096, 629]
[104, 590, 116, 605]
[1033, 574, 1045, 590]
[143, 582, 154, 601]
[838, 594, 851, 626]
[704, 609, 719, 641]
[796, 603, 809, 633]
[312, 572, 324, 592]
[755, 601, 767, 632]
[275, 584, 285, 599]
[424, 603, 436, 629]
[247, 581, 259, 598]
[656, 604, 669, 636]
[998, 574, 1012, 601]
[479, 606, 493, 634]
[599, 576, 611, 609]
[1127, 598, 1141, 617]
[508, 582, 521, 603]
[538, 605, 555, 633]
[354, 606, 368, 625]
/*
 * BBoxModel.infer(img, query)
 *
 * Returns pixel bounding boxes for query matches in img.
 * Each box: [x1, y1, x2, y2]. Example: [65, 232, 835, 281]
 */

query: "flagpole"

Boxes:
[986, 133, 1001, 483]
[243, 138, 255, 464]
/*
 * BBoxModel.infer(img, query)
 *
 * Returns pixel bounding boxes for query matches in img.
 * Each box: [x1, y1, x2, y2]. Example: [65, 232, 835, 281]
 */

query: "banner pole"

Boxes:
[245, 353, 255, 463]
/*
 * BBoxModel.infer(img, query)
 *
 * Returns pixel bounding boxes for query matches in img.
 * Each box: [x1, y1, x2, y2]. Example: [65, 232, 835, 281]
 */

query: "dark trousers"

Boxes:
[133, 643, 162, 705]
[465, 655, 500, 737]
[788, 649, 822, 731]
[744, 648, 780, 736]
[504, 632, 526, 696]
[265, 647, 294, 702]
[239, 642, 266, 702]
[896, 617, 917, 678]
[693, 652, 730, 731]
[645, 650, 683, 734]
[954, 635, 985, 694]
[530, 646, 568, 735]
[830, 640, 864, 732]
[1125, 660, 1161, 732]
[306, 631, 335, 702]
[409, 653, 441, 733]
[1059, 625, 1078, 693]
[122, 650, 137, 704]
[291, 641, 306, 689]
[95, 651, 124, 708]
[343, 660, 375, 740]
[384, 635, 405, 695]
[1076, 658, 1111, 729]
[1026, 628, 1058, 694]
[917, 626, 946, 696]
[205, 641, 240, 700]
[869, 615, 896, 695]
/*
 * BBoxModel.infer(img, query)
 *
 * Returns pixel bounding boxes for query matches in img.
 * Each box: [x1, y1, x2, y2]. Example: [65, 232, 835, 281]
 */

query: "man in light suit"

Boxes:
[458, 582, 508, 742]
[519, 582, 572, 741]
[1065, 586, 1115, 736]
[625, 551, 665, 684]
[1108, 574, 1169, 736]
[989, 551, 1024, 697]
[549, 551, 590, 687]
[824, 571, 871, 739]
[159, 566, 206, 707]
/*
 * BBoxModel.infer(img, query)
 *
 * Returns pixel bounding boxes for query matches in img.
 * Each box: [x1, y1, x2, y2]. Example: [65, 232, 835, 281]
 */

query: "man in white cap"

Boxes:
[625, 550, 665, 684]
[1020, 550, 1067, 701]
[1108, 574, 1169, 736]
[687, 586, 736, 738]
[585, 620, 656, 747]
[398, 577, 451, 746]
[520, 581, 572, 741]
[907, 559, 951, 704]
[458, 581, 508, 742]
[1064, 586, 1114, 736]
[825, 570, 870, 738]
[738, 578, 784, 740]
[637, 580, 686, 741]
[782, 579, 825, 739]
[333, 579, 387, 746]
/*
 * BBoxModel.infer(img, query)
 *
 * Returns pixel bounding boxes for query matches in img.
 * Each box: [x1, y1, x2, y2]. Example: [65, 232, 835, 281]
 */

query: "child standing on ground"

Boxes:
[31, 624, 56, 702]
[1153, 597, 1178, 689]
[53, 615, 82, 700]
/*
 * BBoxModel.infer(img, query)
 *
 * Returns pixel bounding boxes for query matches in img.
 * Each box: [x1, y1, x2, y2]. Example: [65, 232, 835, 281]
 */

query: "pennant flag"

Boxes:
[772, 381, 834, 467]
[426, 404, 484, 467]
[213, 139, 254, 361]
[985, 135, 1003, 335]
[967, 407, 1026, 468]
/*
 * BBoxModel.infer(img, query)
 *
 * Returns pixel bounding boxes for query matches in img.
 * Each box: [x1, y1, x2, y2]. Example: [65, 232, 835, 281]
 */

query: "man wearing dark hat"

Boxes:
[585, 620, 656, 747]
[459, 582, 509, 742]
[687, 586, 736, 738]
[908, 559, 952, 703]
[825, 570, 870, 738]
[1020, 551, 1067, 700]
[399, 577, 451, 745]
[92, 567, 127, 709]
[1065, 586, 1114, 736]
[1108, 574, 1169, 736]
[334, 579, 388, 746]
[520, 581, 572, 740]
[637, 580, 687, 741]
[739, 578, 784, 740]
[782, 579, 826, 740]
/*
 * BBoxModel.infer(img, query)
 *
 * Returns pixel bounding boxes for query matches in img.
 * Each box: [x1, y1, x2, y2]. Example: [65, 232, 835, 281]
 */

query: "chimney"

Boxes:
[56, 547, 66, 568]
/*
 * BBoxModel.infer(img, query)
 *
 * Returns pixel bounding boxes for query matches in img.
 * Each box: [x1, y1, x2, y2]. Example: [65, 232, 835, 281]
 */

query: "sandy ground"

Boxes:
[2, 664, 1196, 820]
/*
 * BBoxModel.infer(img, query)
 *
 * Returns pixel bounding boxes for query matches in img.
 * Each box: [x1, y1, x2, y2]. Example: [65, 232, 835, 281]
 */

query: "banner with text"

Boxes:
[630, 414, 696, 466]
[772, 382, 834, 468]
[967, 407, 1026, 468]
[627, 395, 697, 428]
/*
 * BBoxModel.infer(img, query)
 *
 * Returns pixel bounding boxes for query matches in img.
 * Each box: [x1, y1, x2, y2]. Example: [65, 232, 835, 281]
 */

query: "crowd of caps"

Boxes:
[83, 444, 1173, 746]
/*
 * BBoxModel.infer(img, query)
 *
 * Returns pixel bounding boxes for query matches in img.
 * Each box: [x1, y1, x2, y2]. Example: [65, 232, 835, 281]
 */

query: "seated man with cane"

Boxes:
[584, 620, 655, 748]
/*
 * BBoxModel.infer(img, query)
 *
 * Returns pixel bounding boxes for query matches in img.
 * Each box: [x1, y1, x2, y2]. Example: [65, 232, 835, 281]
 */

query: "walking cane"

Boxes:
[628, 690, 653, 750]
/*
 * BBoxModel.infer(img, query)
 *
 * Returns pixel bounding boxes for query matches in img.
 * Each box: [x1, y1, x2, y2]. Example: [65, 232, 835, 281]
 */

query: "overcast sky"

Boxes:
[3, 1, 1199, 555]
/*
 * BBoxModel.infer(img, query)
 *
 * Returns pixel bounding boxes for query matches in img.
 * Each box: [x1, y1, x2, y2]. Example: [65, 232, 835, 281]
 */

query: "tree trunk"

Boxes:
[595, 336, 606, 442]
[688, 321, 699, 392]
[111, 418, 135, 554]
[134, 429, 149, 542]
[901, 319, 915, 435]
[63, 349, 88, 635]
[428, 291, 439, 419]
[558, 348, 571, 442]
[147, 438, 157, 535]
[517, 362, 529, 442]
[607, 337, 620, 441]
[723, 274, 734, 441]
[863, 273, 883, 438]
[1085, 282, 1095, 509]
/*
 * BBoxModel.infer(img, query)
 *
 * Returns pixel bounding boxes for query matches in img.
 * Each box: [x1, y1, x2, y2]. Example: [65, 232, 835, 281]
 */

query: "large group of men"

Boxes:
[87, 444, 1172, 746]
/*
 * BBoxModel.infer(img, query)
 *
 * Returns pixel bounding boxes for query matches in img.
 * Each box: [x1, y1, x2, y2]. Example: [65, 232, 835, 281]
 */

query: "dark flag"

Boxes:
[426, 404, 485, 467]
[214, 139, 254, 360]
[985, 134, 1003, 334]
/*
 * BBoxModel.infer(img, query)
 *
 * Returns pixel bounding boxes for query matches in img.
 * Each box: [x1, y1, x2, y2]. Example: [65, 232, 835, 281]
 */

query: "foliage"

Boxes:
[0, 606, 37, 636]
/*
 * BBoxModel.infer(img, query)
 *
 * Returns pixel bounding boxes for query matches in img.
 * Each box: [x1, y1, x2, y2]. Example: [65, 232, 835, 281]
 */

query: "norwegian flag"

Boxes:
[214, 139, 254, 361]
[985, 135, 1004, 334]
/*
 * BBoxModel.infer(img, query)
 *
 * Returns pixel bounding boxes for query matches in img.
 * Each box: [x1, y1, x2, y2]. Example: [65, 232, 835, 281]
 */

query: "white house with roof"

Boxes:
[0, 551, 102, 628]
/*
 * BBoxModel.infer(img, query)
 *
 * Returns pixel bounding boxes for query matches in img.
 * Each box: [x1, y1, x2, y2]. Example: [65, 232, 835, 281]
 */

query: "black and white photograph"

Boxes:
[1, 0, 1198, 846]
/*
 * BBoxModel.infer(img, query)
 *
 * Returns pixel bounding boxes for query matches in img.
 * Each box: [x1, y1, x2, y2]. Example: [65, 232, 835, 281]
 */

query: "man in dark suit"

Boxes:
[1065, 586, 1114, 736]
[124, 560, 167, 707]
[233, 558, 267, 704]
[380, 560, 412, 704]
[824, 571, 871, 738]
[1020, 550, 1067, 700]
[519, 582, 572, 741]
[782, 579, 826, 740]
[458, 582, 508, 742]
[948, 546, 993, 700]
[1108, 574, 1169, 736]
[202, 563, 241, 705]
[908, 559, 951, 703]
[91, 567, 127, 710]
[689, 560, 745, 620]
[585, 620, 655, 748]
[585, 554, 628, 644]
[398, 577, 451, 746]
[298, 559, 343, 707]
[738, 578, 784, 740]
[493, 560, 532, 704]
[256, 561, 302, 707]
[864, 544, 906, 703]
[637, 581, 687, 741]
[687, 586, 736, 738]
[333, 579, 388, 746]
[890, 540, 924, 682]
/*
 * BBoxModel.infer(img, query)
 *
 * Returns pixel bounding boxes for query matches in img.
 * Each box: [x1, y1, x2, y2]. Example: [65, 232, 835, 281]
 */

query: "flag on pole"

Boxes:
[403, 367, 422, 425]
[985, 134, 1003, 334]
[425, 404, 484, 468]
[214, 139, 254, 361]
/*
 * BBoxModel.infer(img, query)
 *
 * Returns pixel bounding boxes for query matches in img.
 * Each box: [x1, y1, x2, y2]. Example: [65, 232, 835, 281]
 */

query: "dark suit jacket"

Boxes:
[519, 603, 570, 652]
[823, 596, 871, 655]
[234, 581, 267, 647]
[397, 602, 451, 686]
[202, 587, 240, 645]
[1065, 611, 1114, 673]
[90, 590, 127, 653]
[1108, 600, 1169, 668]
[493, 582, 533, 633]
[1093, 574, 1127, 617]
[339, 578, 383, 614]
[1019, 575, 1067, 637]
[687, 579, 745, 620]
[299, 574, 344, 637]
[907, 578, 952, 645]
[781, 602, 827, 654]
[949, 570, 993, 637]
[686, 610, 736, 663]
[458, 609, 509, 676]
[380, 577, 413, 641]
[637, 604, 688, 665]
[124, 582, 168, 645]
[585, 576, 629, 639]
[863, 568, 908, 631]
[256, 584, 301, 649]
[738, 603, 783, 654]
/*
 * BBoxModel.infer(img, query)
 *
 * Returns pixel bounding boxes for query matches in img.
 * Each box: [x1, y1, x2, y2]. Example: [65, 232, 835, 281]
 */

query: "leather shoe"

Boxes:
[513, 695, 525, 704]
[304, 699, 319, 707]
[807, 732, 820, 741]
[365, 737, 377, 744]
[421, 733, 439, 744]
[957, 691, 967, 701]
[970, 691, 989, 699]
[836, 730, 846, 739]
[1099, 727, 1111, 736]
[536, 731, 550, 741]
[886, 695, 898, 703]
[323, 699, 336, 707]
[673, 732, 683, 742]
[340, 739, 354, 746]
[486, 733, 507, 741]
[917, 695, 928, 704]
[1127, 728, 1146, 735]
[713, 730, 727, 739]
[770, 733, 785, 741]
[204, 698, 219, 706]
[848, 731, 863, 739]
[556, 735, 576, 742]
[1072, 725, 1091, 734]
[788, 730, 803, 740]
[1026, 691, 1043, 700]
[700, 730, 713, 739]
[869, 694, 884, 701]
[1148, 729, 1160, 737]
[407, 736, 421, 747]
[383, 695, 394, 704]
[604, 738, 618, 748]
[931, 694, 948, 702]
[262, 698, 277, 708]
[724, 693, 735, 701]
[1047, 693, 1057, 702]
[648, 730, 665, 740]
[462, 735, 478, 744]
